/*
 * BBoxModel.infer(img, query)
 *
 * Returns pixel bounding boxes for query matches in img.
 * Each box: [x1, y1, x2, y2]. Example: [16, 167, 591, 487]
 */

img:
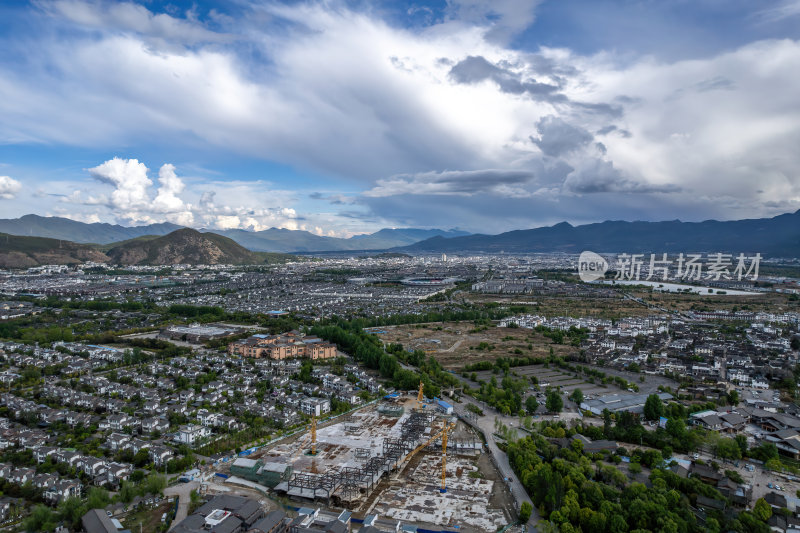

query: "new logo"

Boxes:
[577, 251, 608, 282]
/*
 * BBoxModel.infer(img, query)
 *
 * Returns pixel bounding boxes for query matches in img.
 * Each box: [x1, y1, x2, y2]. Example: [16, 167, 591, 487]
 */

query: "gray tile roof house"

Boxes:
[81, 508, 117, 533]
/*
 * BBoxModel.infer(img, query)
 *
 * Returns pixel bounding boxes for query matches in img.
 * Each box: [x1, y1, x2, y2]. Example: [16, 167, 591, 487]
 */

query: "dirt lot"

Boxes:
[645, 290, 798, 314]
[465, 293, 653, 320]
[375, 322, 577, 370]
[464, 287, 799, 318]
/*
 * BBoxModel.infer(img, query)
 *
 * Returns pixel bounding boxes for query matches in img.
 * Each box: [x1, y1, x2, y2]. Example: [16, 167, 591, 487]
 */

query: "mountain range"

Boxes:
[398, 209, 800, 257]
[2, 211, 800, 258]
[0, 215, 469, 252]
[0, 229, 294, 267]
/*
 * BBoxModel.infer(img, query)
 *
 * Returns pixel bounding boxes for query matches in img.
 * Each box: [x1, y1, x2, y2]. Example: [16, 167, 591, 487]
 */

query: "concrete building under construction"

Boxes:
[216, 399, 508, 532]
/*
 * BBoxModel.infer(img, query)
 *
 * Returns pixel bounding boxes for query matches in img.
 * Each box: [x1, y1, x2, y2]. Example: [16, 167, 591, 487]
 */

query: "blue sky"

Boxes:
[0, 0, 799, 236]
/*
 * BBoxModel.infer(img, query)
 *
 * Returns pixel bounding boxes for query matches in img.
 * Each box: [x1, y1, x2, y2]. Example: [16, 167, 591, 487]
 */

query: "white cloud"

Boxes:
[1, 2, 799, 231]
[151, 163, 194, 225]
[0, 176, 22, 199]
[88, 157, 152, 212]
[78, 157, 309, 231]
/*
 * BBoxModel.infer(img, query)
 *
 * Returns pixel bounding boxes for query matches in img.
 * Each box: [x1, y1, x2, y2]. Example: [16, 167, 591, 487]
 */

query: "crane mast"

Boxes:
[310, 416, 317, 456]
[440, 422, 449, 493]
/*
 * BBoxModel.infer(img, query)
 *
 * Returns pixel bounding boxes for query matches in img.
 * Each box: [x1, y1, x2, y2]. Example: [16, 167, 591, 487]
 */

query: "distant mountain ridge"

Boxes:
[0, 215, 468, 252]
[0, 214, 182, 243]
[398, 210, 800, 257]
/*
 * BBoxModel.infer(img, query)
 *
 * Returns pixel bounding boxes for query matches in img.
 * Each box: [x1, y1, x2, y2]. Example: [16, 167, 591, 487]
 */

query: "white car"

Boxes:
[693, 453, 700, 460]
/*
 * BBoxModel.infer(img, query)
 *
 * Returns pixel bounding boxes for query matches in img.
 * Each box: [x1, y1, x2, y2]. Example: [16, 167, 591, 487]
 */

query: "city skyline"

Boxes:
[0, 0, 799, 236]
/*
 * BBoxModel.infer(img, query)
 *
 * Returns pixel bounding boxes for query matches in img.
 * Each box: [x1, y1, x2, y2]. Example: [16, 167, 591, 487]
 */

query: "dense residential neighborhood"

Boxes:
[0, 251, 798, 532]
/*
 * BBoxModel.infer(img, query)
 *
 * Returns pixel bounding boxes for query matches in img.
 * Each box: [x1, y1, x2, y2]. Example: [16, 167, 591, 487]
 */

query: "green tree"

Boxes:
[715, 437, 742, 460]
[791, 337, 799, 351]
[665, 417, 686, 439]
[753, 497, 772, 522]
[119, 481, 137, 503]
[546, 389, 563, 413]
[519, 501, 532, 523]
[569, 388, 583, 404]
[86, 486, 110, 510]
[727, 389, 739, 406]
[23, 505, 56, 533]
[57, 497, 85, 530]
[525, 395, 539, 415]
[643, 394, 664, 421]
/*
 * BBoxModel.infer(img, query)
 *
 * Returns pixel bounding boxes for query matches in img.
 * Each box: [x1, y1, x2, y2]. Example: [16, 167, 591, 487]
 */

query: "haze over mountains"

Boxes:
[1, 211, 799, 259]
[0, 215, 469, 253]
[398, 209, 800, 257]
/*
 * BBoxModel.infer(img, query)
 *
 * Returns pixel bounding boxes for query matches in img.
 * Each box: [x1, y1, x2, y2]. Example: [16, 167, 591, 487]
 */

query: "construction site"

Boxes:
[229, 388, 513, 532]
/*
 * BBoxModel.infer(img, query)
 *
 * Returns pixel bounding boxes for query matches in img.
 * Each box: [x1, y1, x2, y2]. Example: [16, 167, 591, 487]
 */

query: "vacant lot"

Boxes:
[646, 290, 798, 314]
[464, 287, 799, 318]
[465, 293, 651, 320]
[374, 322, 578, 370]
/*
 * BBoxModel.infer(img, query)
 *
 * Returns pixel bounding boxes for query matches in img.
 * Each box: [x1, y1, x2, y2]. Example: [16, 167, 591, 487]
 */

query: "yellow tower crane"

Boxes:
[440, 422, 450, 493]
[310, 416, 317, 456]
[394, 420, 455, 486]
[417, 381, 424, 410]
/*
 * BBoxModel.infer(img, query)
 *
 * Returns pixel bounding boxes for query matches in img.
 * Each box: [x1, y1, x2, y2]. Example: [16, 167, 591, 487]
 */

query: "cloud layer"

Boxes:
[0, 1, 798, 233]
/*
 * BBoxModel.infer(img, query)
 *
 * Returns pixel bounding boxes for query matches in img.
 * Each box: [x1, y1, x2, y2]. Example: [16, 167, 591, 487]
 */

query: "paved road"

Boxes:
[164, 480, 199, 530]
[451, 399, 538, 531]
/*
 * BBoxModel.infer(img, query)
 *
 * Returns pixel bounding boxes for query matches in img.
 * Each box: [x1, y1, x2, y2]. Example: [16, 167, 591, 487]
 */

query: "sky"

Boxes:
[0, 0, 799, 237]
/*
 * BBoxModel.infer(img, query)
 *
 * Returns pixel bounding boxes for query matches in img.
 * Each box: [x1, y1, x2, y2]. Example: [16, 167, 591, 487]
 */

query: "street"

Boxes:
[164, 480, 198, 530]
[451, 397, 539, 531]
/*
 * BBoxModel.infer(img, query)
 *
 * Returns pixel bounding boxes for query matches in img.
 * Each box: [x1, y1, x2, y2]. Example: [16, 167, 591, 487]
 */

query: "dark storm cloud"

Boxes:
[448, 56, 560, 98]
[563, 159, 683, 194]
[364, 168, 538, 197]
[448, 55, 625, 116]
[359, 187, 700, 235]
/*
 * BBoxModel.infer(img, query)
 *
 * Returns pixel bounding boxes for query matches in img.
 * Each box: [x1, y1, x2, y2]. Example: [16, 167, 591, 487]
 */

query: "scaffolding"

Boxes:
[377, 404, 404, 417]
[279, 409, 443, 504]
[355, 448, 371, 460]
